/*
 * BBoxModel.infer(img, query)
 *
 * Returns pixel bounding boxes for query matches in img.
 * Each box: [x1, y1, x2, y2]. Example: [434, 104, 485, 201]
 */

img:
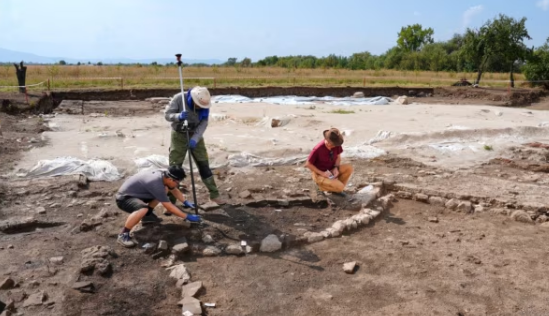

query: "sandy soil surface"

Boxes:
[1, 97, 549, 316]
[5, 100, 549, 177]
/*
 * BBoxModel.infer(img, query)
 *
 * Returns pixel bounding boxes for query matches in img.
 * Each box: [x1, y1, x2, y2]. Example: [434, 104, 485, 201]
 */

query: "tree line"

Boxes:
[227, 14, 549, 88]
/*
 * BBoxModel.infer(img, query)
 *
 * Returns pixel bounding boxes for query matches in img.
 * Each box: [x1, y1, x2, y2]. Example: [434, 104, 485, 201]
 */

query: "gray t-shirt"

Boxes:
[116, 169, 169, 203]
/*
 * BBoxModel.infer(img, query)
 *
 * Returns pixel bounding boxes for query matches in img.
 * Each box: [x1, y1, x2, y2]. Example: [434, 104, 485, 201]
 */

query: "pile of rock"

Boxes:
[80, 245, 115, 277]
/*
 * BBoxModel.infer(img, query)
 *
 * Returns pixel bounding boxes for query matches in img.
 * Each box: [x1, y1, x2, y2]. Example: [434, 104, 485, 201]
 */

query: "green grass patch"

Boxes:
[329, 109, 355, 114]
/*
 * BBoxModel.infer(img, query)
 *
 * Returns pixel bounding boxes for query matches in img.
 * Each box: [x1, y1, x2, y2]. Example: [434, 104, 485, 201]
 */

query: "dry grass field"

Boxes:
[0, 64, 525, 91]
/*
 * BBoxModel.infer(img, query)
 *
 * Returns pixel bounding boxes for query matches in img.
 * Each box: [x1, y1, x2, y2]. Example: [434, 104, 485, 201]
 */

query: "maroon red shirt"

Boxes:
[307, 140, 343, 172]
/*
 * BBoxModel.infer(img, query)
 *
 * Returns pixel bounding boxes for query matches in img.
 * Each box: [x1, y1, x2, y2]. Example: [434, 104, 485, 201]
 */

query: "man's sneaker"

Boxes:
[141, 212, 163, 224]
[117, 232, 135, 248]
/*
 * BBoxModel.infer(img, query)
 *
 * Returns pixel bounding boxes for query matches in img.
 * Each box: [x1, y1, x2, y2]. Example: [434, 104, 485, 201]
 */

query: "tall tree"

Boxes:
[523, 38, 549, 89]
[397, 24, 435, 52]
[486, 14, 531, 87]
[460, 26, 490, 84]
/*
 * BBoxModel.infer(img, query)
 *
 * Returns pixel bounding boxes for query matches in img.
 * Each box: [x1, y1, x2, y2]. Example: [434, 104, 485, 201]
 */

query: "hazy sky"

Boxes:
[1, 0, 548, 61]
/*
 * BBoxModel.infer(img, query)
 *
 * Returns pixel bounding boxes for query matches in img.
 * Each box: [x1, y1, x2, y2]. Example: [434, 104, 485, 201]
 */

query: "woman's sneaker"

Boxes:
[117, 232, 135, 248]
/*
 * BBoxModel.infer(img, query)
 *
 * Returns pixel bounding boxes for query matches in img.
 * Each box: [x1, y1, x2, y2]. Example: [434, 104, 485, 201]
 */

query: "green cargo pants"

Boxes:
[169, 130, 220, 199]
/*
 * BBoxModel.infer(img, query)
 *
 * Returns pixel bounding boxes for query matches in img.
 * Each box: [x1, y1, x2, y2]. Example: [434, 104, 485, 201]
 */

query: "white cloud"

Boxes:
[537, 0, 549, 10]
[462, 5, 484, 29]
[414, 11, 421, 16]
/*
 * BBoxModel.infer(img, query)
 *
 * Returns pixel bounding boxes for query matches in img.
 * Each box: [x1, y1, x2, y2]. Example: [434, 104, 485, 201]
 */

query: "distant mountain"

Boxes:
[0, 48, 223, 65]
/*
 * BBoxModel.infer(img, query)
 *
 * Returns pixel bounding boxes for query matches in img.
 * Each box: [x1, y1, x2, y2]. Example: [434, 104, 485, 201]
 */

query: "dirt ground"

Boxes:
[1, 89, 549, 316]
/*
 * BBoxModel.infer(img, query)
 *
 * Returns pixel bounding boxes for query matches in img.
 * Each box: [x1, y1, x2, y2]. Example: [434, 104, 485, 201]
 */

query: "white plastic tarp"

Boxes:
[22, 156, 123, 181]
[212, 95, 394, 106]
[227, 152, 308, 167]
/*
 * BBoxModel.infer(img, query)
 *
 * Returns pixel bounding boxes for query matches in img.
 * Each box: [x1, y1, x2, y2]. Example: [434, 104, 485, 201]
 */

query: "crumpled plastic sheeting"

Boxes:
[367, 130, 395, 145]
[134, 155, 223, 173]
[341, 145, 387, 159]
[134, 154, 169, 171]
[227, 152, 308, 167]
[227, 145, 387, 168]
[22, 156, 123, 181]
[212, 95, 394, 106]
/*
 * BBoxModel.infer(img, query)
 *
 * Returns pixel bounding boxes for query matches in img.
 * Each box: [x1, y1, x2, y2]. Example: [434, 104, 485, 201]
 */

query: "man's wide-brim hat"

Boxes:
[323, 128, 344, 147]
[190, 86, 212, 109]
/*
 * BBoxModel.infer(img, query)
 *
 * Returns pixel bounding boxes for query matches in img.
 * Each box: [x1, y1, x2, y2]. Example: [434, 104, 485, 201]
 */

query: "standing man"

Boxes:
[115, 165, 200, 248]
[305, 127, 354, 197]
[164, 86, 226, 205]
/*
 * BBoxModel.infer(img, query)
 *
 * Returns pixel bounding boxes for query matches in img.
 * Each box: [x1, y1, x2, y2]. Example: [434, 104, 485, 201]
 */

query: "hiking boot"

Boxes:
[141, 212, 163, 224]
[117, 232, 135, 248]
[210, 196, 227, 205]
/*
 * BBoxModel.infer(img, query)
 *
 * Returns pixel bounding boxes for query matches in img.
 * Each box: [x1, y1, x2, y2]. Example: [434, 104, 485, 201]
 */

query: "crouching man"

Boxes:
[115, 165, 200, 248]
[305, 128, 354, 197]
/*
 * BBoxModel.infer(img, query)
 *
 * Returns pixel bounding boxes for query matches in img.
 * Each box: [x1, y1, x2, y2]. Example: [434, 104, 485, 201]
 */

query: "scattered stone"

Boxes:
[22, 291, 47, 307]
[396, 95, 409, 105]
[80, 245, 115, 275]
[329, 227, 342, 237]
[72, 281, 95, 293]
[181, 297, 202, 315]
[225, 244, 244, 255]
[536, 215, 548, 223]
[320, 230, 331, 238]
[172, 237, 190, 254]
[474, 205, 485, 213]
[79, 219, 102, 232]
[199, 201, 219, 211]
[445, 199, 459, 210]
[344, 218, 355, 231]
[36, 207, 46, 215]
[96, 261, 112, 276]
[396, 191, 412, 199]
[0, 278, 15, 290]
[428, 217, 439, 223]
[158, 240, 168, 251]
[49, 256, 64, 265]
[353, 186, 380, 206]
[168, 264, 191, 284]
[182, 281, 203, 298]
[77, 174, 88, 188]
[6, 299, 15, 310]
[510, 210, 533, 223]
[343, 261, 357, 274]
[203, 246, 221, 257]
[202, 235, 214, 244]
[457, 201, 473, 213]
[428, 196, 445, 206]
[260, 234, 282, 252]
[305, 232, 324, 243]
[414, 193, 429, 203]
[92, 208, 116, 220]
[7, 289, 26, 303]
[28, 280, 40, 287]
[7, 245, 13, 249]
[352, 91, 365, 98]
[1, 311, 12, 316]
[239, 190, 252, 199]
